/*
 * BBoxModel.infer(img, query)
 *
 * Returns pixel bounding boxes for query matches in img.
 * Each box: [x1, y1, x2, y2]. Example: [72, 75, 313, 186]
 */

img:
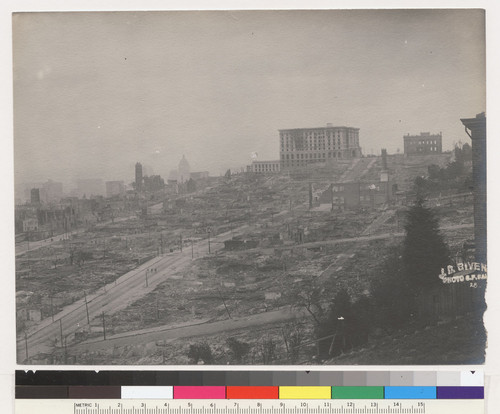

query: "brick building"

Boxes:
[404, 132, 442, 155]
[279, 124, 362, 169]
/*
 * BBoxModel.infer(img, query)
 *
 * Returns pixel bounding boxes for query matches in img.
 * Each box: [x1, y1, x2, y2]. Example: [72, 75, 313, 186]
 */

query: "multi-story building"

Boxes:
[279, 124, 362, 169]
[404, 132, 442, 155]
[22, 218, 39, 232]
[250, 160, 281, 174]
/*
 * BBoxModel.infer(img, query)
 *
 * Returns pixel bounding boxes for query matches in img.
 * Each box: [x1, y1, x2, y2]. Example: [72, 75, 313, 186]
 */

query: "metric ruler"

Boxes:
[15, 399, 484, 414]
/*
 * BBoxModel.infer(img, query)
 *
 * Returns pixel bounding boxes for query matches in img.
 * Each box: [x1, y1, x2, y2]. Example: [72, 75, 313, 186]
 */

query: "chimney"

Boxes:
[381, 148, 388, 170]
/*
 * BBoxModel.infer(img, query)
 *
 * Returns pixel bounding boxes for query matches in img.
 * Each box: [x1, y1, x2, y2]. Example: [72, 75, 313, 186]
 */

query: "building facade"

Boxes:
[250, 160, 281, 173]
[22, 217, 38, 232]
[279, 124, 362, 169]
[318, 180, 393, 210]
[404, 132, 442, 155]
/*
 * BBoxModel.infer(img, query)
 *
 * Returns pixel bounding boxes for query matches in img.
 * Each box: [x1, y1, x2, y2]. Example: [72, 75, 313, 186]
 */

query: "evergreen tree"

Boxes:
[402, 197, 449, 290]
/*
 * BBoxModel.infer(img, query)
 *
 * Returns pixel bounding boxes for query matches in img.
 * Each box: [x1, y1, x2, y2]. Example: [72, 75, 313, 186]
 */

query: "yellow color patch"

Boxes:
[279, 386, 331, 399]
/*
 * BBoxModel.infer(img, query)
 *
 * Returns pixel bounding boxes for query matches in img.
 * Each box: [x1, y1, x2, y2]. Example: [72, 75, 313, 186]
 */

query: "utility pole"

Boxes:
[145, 270, 149, 287]
[64, 335, 68, 364]
[208, 231, 211, 254]
[180, 234, 183, 252]
[84, 291, 90, 325]
[50, 296, 54, 322]
[24, 331, 28, 360]
[59, 319, 63, 347]
[191, 239, 194, 259]
[217, 288, 231, 319]
[101, 312, 106, 340]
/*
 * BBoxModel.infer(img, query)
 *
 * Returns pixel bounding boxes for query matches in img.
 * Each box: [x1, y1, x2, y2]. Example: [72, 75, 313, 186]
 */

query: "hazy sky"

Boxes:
[13, 9, 485, 188]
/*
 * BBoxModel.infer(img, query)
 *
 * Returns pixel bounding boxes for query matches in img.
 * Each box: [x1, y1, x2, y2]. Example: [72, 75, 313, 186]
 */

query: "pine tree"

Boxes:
[402, 197, 449, 290]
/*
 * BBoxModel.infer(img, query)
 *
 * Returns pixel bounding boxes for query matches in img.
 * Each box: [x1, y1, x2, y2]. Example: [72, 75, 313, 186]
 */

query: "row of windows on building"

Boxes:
[408, 139, 440, 145]
[280, 131, 344, 138]
[281, 143, 347, 151]
[415, 146, 440, 152]
[252, 163, 280, 173]
[280, 136, 358, 147]
[282, 159, 327, 167]
[281, 151, 350, 160]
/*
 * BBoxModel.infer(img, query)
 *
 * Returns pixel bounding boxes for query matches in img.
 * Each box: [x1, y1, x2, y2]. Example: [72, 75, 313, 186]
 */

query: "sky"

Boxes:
[13, 9, 485, 190]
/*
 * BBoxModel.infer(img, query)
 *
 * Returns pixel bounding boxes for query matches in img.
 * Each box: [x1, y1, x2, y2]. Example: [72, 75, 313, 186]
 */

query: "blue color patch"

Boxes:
[385, 386, 436, 399]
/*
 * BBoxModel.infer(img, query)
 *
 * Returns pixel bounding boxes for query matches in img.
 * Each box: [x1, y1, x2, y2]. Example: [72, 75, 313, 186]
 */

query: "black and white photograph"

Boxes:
[13, 9, 487, 365]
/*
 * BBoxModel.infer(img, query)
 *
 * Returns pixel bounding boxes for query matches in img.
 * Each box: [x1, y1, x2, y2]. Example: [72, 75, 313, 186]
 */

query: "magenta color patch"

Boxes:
[173, 386, 226, 399]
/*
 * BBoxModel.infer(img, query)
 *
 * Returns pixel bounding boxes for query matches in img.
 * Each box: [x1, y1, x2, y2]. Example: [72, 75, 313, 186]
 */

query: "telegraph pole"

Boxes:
[59, 319, 63, 347]
[24, 331, 28, 360]
[50, 296, 54, 322]
[208, 231, 211, 254]
[84, 291, 90, 325]
[101, 312, 106, 340]
[191, 239, 194, 259]
[180, 234, 183, 252]
[217, 288, 231, 319]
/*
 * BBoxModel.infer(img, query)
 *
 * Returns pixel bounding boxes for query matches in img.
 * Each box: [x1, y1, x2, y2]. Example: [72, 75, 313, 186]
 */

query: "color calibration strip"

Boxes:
[15, 370, 484, 386]
[15, 385, 484, 400]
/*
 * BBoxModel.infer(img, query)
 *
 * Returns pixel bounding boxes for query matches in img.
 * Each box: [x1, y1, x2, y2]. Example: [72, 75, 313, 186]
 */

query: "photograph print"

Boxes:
[14, 9, 487, 365]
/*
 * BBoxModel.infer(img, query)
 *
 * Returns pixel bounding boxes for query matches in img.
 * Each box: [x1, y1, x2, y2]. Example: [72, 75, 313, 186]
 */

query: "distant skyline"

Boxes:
[13, 10, 485, 189]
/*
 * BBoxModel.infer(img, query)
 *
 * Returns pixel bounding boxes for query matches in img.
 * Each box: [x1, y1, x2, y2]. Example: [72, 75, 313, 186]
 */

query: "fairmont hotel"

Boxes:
[279, 124, 362, 169]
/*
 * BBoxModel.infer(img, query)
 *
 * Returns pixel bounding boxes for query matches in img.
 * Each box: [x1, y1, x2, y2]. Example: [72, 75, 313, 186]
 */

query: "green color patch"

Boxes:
[331, 386, 384, 399]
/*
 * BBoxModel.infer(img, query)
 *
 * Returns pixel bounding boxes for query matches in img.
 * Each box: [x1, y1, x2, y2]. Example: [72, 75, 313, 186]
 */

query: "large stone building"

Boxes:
[403, 132, 442, 155]
[249, 160, 281, 174]
[279, 124, 362, 169]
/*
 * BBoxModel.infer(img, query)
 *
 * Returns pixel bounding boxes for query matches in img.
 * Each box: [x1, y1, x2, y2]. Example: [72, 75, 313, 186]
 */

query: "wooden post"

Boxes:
[59, 319, 63, 347]
[217, 288, 231, 319]
[102, 312, 106, 340]
[84, 291, 90, 325]
[50, 296, 54, 322]
[24, 331, 28, 360]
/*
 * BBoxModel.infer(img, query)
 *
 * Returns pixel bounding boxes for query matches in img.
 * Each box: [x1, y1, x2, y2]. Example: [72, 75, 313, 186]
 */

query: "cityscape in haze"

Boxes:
[14, 10, 487, 365]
